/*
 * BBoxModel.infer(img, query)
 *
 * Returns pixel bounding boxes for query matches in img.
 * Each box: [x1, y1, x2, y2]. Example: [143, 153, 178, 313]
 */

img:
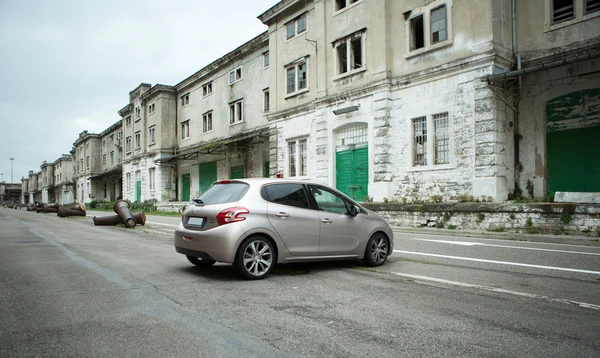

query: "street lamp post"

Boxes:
[10, 158, 14, 184]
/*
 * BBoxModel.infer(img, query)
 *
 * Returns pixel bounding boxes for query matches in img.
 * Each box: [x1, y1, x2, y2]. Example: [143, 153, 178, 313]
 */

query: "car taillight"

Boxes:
[216, 207, 249, 225]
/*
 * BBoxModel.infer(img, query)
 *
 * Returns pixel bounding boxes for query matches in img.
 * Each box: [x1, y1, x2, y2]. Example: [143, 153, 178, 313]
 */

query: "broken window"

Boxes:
[335, 32, 364, 75]
[410, 15, 425, 50]
[335, 0, 360, 11]
[552, 0, 575, 23]
[431, 5, 447, 43]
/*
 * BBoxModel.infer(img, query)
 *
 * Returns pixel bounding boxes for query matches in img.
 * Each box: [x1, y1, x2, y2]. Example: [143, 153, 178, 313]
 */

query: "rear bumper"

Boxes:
[174, 222, 245, 263]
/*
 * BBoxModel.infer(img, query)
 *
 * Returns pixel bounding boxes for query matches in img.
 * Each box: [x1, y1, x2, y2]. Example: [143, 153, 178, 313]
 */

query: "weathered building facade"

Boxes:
[92, 121, 124, 202]
[40, 161, 55, 203]
[52, 154, 74, 205]
[72, 131, 102, 204]
[258, 0, 599, 203]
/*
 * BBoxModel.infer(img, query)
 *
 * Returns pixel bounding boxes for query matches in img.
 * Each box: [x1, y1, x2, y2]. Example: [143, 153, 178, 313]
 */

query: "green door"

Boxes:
[264, 161, 270, 178]
[230, 165, 244, 179]
[336, 146, 368, 201]
[135, 180, 141, 203]
[547, 89, 600, 195]
[182, 174, 190, 202]
[198, 162, 217, 194]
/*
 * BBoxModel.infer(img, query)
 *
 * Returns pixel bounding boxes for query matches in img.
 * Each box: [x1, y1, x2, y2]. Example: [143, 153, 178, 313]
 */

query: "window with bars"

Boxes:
[552, 0, 575, 22]
[434, 112, 449, 164]
[412, 117, 427, 166]
[336, 123, 368, 148]
[585, 0, 600, 13]
[288, 138, 308, 177]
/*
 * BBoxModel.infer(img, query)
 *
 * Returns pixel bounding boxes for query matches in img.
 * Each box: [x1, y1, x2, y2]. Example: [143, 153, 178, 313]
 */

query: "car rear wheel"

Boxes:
[186, 255, 216, 267]
[234, 236, 275, 280]
[363, 233, 389, 267]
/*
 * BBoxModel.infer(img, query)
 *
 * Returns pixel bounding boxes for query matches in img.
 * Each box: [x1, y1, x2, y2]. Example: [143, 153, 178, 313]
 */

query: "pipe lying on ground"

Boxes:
[93, 211, 146, 226]
[58, 208, 87, 217]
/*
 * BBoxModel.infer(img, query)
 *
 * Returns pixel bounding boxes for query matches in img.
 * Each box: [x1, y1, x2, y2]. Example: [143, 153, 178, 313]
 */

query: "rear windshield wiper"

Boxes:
[192, 198, 204, 205]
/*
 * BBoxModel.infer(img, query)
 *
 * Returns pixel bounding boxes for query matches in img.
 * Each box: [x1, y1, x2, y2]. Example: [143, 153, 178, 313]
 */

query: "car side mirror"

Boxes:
[349, 205, 359, 217]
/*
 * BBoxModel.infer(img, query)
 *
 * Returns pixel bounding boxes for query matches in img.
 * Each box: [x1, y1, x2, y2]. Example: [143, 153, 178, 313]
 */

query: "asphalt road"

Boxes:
[1, 208, 599, 357]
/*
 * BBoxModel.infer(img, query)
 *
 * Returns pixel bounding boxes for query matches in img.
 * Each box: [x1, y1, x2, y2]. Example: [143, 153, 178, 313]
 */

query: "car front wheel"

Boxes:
[234, 236, 275, 280]
[363, 233, 389, 267]
[186, 255, 216, 267]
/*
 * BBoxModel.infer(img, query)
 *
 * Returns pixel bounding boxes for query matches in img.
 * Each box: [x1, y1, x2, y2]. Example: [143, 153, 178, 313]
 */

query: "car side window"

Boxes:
[308, 185, 350, 214]
[261, 184, 310, 209]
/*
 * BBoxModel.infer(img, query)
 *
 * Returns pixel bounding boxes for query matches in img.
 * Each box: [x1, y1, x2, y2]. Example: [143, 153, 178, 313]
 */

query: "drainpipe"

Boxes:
[512, 0, 522, 197]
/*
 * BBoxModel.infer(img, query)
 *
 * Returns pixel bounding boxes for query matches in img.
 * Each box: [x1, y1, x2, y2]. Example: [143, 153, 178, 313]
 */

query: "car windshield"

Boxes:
[195, 182, 249, 204]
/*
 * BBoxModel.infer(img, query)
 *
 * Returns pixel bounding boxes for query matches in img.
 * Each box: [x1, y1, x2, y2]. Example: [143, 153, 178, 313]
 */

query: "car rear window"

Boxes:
[196, 183, 249, 204]
[261, 183, 310, 209]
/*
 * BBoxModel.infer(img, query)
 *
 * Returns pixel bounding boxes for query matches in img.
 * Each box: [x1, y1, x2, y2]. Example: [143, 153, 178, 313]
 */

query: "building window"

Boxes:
[412, 117, 427, 166]
[149, 168, 155, 191]
[288, 139, 308, 177]
[203, 111, 213, 133]
[126, 136, 132, 152]
[149, 125, 156, 144]
[552, 0, 575, 22]
[135, 131, 141, 149]
[410, 15, 425, 50]
[586, 0, 600, 13]
[335, 0, 360, 11]
[431, 5, 447, 43]
[126, 173, 131, 192]
[286, 60, 308, 95]
[102, 139, 106, 148]
[263, 89, 270, 112]
[148, 103, 155, 113]
[86, 156, 90, 170]
[135, 106, 141, 119]
[126, 116, 131, 126]
[229, 67, 242, 84]
[110, 151, 114, 164]
[180, 94, 190, 107]
[202, 82, 212, 97]
[286, 13, 307, 40]
[181, 120, 190, 140]
[102, 154, 106, 165]
[335, 31, 364, 75]
[263, 51, 270, 68]
[229, 100, 243, 124]
[412, 112, 451, 167]
[433, 112, 449, 164]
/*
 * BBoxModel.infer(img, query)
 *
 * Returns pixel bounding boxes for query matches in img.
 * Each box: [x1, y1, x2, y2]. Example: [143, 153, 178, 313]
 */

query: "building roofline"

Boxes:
[141, 84, 177, 101]
[118, 103, 132, 116]
[258, 0, 297, 24]
[175, 31, 268, 91]
[100, 120, 123, 136]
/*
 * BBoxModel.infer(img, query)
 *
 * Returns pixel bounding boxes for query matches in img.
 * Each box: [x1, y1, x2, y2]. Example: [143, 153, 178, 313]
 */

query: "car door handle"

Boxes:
[275, 212, 289, 218]
[321, 218, 333, 224]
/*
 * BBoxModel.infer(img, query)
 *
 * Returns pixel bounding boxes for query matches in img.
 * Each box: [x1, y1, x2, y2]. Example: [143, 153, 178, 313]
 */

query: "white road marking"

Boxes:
[393, 250, 600, 275]
[387, 272, 600, 311]
[410, 238, 600, 256]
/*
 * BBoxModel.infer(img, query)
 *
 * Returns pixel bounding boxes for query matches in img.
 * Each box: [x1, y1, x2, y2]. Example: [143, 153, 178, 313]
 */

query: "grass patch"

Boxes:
[487, 227, 505, 233]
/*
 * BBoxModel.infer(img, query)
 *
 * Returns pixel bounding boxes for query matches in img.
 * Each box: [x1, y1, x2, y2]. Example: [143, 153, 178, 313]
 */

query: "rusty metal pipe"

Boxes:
[36, 207, 59, 213]
[92, 211, 146, 226]
[58, 208, 87, 217]
[113, 200, 136, 228]
[47, 203, 60, 209]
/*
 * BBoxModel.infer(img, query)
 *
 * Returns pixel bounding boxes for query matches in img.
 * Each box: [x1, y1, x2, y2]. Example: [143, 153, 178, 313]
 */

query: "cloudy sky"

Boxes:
[0, 0, 276, 184]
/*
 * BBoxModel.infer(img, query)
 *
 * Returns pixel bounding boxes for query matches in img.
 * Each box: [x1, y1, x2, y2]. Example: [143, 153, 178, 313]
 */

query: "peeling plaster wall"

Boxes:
[518, 58, 600, 198]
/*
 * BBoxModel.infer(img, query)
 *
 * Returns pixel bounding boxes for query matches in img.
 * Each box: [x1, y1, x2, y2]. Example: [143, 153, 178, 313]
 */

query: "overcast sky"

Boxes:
[0, 0, 276, 184]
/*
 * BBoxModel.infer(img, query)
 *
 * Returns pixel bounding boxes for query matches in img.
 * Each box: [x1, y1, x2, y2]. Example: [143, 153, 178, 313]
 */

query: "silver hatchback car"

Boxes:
[174, 178, 394, 280]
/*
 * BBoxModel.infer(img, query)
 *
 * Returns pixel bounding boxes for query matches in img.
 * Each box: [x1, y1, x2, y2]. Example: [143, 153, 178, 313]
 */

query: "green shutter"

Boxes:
[230, 165, 244, 179]
[135, 180, 141, 203]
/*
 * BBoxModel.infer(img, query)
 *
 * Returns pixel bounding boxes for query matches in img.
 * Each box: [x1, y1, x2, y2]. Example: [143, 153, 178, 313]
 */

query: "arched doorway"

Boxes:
[335, 123, 369, 201]
[546, 89, 600, 195]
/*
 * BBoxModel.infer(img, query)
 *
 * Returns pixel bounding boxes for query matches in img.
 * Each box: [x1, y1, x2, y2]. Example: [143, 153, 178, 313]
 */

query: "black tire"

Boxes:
[363, 233, 390, 267]
[186, 255, 216, 267]
[234, 236, 275, 280]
